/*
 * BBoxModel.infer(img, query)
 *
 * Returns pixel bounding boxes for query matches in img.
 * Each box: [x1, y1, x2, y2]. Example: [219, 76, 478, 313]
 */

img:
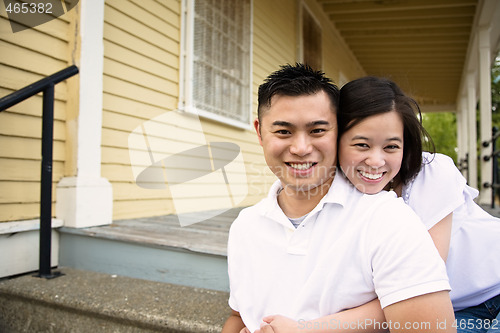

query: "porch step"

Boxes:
[0, 267, 231, 333]
[58, 208, 243, 292]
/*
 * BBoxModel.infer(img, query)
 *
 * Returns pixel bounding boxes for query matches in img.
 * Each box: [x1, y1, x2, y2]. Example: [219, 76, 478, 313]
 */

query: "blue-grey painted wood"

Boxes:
[59, 232, 229, 291]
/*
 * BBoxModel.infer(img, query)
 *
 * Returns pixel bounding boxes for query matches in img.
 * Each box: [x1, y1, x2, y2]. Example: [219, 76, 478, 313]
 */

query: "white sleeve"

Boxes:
[407, 153, 474, 230]
[368, 198, 451, 308]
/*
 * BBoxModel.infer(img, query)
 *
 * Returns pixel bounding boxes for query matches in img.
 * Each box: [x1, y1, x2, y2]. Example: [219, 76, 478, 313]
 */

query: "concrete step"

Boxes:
[0, 267, 231, 333]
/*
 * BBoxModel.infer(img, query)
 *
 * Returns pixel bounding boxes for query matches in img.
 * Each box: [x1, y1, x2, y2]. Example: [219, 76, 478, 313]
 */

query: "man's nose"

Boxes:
[289, 134, 313, 156]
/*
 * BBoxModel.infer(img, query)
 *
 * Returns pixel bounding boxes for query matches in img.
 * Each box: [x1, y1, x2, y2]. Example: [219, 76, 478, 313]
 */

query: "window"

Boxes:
[301, 5, 322, 71]
[180, 0, 252, 129]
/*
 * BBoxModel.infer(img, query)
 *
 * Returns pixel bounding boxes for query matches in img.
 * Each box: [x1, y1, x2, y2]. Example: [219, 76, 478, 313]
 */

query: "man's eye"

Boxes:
[275, 130, 290, 135]
[311, 128, 325, 134]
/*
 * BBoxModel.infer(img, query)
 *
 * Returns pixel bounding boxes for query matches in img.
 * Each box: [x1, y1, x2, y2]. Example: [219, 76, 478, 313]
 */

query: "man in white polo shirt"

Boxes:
[222, 64, 455, 333]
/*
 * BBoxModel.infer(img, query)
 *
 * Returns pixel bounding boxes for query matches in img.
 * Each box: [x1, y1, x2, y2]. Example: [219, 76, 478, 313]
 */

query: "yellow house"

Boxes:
[1, 0, 499, 286]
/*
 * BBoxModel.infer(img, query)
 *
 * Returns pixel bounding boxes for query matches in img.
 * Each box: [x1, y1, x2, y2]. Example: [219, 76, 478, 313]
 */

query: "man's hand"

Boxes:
[255, 315, 299, 333]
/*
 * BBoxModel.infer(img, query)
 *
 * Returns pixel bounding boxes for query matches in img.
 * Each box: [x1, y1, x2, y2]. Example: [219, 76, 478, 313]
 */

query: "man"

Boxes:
[222, 64, 455, 333]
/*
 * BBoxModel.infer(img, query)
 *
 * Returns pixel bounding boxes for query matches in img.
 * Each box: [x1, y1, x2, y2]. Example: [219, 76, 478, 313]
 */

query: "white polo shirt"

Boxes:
[404, 152, 500, 311]
[227, 173, 450, 332]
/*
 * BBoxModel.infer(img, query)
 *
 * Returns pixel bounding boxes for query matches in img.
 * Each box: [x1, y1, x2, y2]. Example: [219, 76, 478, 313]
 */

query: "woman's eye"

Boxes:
[354, 143, 369, 148]
[385, 144, 400, 150]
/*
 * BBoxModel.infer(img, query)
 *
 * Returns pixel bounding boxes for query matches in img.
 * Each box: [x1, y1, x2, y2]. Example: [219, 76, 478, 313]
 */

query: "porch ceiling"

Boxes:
[317, 0, 478, 112]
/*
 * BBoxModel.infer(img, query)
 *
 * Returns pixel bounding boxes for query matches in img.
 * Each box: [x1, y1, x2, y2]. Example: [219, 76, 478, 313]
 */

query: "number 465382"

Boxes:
[5, 2, 53, 14]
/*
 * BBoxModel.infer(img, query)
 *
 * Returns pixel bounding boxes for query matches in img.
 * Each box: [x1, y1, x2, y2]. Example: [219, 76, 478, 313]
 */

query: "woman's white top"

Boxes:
[403, 152, 500, 311]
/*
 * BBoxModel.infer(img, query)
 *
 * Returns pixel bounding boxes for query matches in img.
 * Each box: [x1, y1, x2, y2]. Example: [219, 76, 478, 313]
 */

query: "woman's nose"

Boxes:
[365, 151, 386, 168]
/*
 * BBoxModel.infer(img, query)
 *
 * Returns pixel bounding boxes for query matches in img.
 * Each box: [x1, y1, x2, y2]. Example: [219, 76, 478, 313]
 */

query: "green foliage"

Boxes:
[492, 56, 500, 125]
[422, 112, 457, 162]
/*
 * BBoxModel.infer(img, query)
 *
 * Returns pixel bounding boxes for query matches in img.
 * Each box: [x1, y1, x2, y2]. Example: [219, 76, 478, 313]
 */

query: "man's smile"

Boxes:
[286, 162, 317, 170]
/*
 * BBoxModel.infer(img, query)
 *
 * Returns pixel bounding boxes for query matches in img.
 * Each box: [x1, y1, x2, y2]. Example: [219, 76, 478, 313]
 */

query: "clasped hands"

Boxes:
[240, 315, 301, 333]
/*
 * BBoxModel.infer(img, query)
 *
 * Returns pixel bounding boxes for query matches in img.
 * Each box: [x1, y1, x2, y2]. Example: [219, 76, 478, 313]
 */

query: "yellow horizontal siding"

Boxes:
[103, 23, 179, 69]
[105, 3, 179, 55]
[0, 39, 67, 76]
[0, 158, 64, 182]
[0, 87, 67, 120]
[0, 18, 68, 60]
[113, 199, 173, 220]
[102, 0, 182, 219]
[0, 112, 66, 141]
[103, 76, 177, 109]
[0, 8, 72, 222]
[0, 66, 69, 102]
[104, 58, 178, 98]
[0, 136, 65, 161]
[0, 203, 41, 222]
[104, 41, 178, 80]
[103, 93, 171, 122]
[0, 181, 59, 204]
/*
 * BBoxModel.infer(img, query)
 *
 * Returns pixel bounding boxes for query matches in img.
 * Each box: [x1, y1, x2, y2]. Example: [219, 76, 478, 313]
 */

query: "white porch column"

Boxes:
[56, 0, 113, 228]
[457, 97, 469, 180]
[467, 71, 478, 190]
[478, 26, 493, 204]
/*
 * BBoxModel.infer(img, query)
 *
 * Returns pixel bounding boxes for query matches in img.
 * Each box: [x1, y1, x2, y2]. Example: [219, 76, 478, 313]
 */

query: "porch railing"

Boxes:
[458, 153, 469, 184]
[482, 126, 500, 208]
[0, 65, 79, 278]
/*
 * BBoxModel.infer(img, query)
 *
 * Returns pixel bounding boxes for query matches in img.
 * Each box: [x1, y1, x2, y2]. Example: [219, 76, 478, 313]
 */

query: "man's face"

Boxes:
[255, 91, 337, 196]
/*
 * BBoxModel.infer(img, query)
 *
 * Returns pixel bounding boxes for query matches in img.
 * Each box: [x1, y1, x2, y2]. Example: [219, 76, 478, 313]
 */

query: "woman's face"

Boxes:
[338, 111, 404, 194]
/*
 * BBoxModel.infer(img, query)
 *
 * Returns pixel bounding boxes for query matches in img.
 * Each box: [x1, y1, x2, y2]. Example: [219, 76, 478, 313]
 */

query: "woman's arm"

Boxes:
[383, 290, 456, 332]
[222, 310, 247, 333]
[427, 213, 453, 262]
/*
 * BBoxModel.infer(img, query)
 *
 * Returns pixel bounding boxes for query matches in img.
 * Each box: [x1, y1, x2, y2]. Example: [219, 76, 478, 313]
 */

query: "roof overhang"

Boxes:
[317, 0, 500, 113]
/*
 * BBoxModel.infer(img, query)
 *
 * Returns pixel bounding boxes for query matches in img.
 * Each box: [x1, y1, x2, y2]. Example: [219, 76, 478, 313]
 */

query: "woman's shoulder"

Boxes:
[422, 152, 457, 168]
[418, 152, 464, 185]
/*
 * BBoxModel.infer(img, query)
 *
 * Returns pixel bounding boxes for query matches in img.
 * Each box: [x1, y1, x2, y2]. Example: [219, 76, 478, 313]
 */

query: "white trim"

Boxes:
[296, 1, 304, 63]
[0, 219, 63, 235]
[78, 0, 105, 178]
[56, 0, 112, 228]
[179, 106, 252, 130]
[479, 26, 493, 203]
[467, 72, 478, 189]
[299, 1, 323, 69]
[178, 0, 193, 113]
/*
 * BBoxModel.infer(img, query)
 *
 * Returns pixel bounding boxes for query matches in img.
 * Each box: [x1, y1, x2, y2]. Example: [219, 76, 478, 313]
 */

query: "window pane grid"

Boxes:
[191, 0, 251, 125]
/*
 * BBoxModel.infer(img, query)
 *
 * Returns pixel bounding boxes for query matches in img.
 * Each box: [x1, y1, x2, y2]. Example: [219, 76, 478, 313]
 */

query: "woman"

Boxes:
[337, 76, 500, 333]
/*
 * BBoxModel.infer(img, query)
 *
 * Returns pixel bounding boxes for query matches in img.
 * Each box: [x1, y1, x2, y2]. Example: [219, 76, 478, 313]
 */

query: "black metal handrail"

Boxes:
[458, 153, 469, 184]
[0, 65, 79, 278]
[482, 126, 500, 208]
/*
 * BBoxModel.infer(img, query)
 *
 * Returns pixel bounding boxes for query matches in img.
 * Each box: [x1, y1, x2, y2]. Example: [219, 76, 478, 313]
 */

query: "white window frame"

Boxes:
[179, 0, 253, 130]
[298, 2, 322, 70]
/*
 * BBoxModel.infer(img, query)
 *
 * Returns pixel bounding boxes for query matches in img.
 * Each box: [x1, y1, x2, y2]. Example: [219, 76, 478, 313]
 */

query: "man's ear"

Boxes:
[254, 118, 263, 146]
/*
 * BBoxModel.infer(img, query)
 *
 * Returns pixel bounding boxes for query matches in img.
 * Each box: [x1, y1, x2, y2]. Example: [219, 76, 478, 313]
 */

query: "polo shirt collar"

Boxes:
[259, 172, 354, 225]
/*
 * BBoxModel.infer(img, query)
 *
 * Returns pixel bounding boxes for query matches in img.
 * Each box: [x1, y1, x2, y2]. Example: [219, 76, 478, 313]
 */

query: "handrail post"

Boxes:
[0, 65, 78, 279]
[36, 83, 61, 278]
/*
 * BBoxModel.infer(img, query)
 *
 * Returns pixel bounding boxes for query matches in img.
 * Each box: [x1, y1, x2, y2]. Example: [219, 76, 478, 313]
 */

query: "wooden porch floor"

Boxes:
[60, 207, 244, 257]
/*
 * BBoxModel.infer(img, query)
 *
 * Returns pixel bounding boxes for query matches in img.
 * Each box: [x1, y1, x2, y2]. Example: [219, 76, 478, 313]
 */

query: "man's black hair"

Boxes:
[257, 63, 339, 121]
